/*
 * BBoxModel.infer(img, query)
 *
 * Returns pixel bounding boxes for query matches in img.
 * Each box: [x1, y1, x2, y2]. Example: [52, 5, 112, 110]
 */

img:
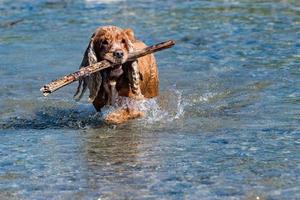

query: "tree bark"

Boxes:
[40, 40, 175, 96]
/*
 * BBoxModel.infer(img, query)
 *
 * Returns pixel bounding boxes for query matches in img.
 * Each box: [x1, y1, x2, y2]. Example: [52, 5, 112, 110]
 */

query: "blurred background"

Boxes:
[0, 0, 299, 199]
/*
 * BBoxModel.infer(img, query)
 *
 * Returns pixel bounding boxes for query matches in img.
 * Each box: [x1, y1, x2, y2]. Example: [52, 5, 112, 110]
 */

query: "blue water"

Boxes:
[1, 0, 300, 199]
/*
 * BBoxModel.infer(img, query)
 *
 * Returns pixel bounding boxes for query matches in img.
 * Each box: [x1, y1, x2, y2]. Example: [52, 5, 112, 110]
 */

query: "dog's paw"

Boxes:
[104, 108, 145, 124]
[131, 93, 145, 101]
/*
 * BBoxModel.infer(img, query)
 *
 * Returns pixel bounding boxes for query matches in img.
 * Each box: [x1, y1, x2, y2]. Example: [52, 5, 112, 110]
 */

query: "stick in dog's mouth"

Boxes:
[103, 54, 126, 67]
[102, 54, 125, 77]
[40, 40, 175, 96]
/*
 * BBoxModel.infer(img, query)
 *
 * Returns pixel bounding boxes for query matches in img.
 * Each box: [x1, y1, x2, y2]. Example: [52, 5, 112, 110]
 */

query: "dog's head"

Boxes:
[92, 26, 135, 65]
[74, 26, 136, 102]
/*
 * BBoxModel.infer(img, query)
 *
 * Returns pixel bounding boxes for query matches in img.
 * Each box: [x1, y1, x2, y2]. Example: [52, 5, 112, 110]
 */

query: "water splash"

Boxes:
[100, 88, 189, 125]
[0, 89, 189, 130]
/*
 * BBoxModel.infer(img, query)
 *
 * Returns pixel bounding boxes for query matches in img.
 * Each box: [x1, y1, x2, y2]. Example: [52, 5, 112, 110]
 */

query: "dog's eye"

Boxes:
[102, 40, 109, 46]
[121, 39, 126, 44]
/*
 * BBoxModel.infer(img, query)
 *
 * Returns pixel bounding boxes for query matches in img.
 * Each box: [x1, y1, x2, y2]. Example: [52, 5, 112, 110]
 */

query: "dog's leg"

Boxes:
[103, 82, 111, 105]
[128, 60, 144, 100]
[104, 107, 145, 124]
[102, 72, 112, 105]
[103, 69, 120, 105]
[104, 80, 118, 105]
[109, 80, 118, 105]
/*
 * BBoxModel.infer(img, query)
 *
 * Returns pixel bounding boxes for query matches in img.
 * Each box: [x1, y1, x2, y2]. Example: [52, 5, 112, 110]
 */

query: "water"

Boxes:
[0, 0, 300, 199]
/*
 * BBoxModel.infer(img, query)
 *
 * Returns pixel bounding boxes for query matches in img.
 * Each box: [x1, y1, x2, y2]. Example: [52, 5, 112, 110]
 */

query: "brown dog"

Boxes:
[74, 26, 159, 124]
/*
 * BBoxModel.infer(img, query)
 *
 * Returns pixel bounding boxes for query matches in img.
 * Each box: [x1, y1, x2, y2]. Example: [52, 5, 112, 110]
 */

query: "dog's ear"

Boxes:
[124, 28, 135, 41]
[80, 33, 97, 67]
[74, 32, 102, 102]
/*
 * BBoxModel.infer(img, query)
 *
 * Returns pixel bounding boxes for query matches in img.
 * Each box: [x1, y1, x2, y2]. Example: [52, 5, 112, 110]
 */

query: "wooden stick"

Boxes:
[40, 40, 175, 96]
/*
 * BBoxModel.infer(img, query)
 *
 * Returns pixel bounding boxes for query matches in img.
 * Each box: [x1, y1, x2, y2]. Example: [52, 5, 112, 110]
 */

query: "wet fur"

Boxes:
[74, 26, 159, 124]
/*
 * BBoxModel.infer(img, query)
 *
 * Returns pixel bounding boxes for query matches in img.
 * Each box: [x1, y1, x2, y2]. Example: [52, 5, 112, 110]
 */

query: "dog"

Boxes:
[74, 26, 159, 124]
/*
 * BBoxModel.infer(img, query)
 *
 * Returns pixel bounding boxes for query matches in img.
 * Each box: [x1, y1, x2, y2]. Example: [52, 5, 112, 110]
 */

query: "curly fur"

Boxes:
[74, 26, 159, 123]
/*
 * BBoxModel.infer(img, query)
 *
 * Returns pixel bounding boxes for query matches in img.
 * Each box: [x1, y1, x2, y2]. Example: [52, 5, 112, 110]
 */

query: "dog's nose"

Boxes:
[113, 51, 124, 59]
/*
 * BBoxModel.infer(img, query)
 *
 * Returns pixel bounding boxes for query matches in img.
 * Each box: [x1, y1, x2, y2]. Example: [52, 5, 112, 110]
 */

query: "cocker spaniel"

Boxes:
[74, 26, 159, 124]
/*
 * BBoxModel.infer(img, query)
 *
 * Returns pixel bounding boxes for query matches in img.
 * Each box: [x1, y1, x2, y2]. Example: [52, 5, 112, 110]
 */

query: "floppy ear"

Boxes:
[74, 33, 102, 102]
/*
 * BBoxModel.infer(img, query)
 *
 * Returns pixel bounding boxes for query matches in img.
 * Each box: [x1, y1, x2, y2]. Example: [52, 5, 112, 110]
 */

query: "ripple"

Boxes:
[1, 0, 300, 199]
